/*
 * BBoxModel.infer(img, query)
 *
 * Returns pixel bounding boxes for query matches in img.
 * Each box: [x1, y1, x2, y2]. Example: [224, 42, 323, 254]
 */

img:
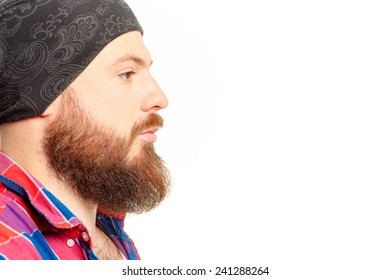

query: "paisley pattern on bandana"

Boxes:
[0, 0, 142, 123]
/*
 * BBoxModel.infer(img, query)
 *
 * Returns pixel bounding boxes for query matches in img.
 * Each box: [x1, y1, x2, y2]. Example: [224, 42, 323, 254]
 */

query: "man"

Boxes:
[0, 0, 170, 260]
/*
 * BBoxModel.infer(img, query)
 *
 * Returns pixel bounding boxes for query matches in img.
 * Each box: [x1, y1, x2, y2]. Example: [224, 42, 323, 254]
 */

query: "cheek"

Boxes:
[105, 93, 141, 131]
[73, 76, 142, 133]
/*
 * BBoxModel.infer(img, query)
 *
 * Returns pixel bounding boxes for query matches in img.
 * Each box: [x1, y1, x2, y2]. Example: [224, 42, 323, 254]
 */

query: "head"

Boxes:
[0, 0, 171, 214]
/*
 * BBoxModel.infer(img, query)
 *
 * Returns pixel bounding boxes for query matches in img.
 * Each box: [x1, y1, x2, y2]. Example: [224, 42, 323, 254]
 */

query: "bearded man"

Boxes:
[0, 0, 170, 260]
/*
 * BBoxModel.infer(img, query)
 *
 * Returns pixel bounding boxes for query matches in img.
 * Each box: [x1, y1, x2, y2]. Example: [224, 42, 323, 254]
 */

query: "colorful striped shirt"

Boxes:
[0, 152, 140, 260]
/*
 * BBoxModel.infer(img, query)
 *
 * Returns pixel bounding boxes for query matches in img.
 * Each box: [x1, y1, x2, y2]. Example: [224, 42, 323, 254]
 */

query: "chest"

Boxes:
[92, 228, 125, 260]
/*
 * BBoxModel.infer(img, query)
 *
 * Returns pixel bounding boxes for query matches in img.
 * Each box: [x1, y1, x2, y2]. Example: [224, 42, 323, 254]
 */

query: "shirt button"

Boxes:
[81, 232, 90, 242]
[67, 239, 75, 247]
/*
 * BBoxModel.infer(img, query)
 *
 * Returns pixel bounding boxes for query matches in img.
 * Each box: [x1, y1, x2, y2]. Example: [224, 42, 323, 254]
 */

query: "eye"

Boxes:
[119, 71, 135, 81]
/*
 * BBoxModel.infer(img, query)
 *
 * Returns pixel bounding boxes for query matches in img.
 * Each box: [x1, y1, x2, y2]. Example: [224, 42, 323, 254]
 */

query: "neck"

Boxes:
[0, 119, 98, 235]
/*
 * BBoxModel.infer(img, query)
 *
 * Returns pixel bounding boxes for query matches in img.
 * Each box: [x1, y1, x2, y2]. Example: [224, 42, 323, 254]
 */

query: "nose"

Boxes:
[140, 75, 168, 113]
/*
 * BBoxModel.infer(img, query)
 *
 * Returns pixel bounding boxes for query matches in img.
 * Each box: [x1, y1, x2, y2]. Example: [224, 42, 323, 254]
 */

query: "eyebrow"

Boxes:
[110, 54, 153, 69]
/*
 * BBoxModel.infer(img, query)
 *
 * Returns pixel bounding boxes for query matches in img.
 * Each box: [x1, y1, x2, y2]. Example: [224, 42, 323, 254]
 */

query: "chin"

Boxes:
[127, 142, 148, 160]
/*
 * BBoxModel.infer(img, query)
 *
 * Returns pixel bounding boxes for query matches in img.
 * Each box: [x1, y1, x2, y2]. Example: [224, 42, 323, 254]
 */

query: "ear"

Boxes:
[40, 105, 54, 118]
[40, 103, 56, 118]
[39, 95, 62, 118]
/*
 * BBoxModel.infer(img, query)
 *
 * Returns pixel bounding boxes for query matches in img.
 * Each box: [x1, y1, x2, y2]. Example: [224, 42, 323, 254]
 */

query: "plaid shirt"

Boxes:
[0, 152, 140, 260]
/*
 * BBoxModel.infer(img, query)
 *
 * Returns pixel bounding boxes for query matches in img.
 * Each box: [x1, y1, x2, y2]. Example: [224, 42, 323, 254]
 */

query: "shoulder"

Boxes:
[0, 188, 44, 260]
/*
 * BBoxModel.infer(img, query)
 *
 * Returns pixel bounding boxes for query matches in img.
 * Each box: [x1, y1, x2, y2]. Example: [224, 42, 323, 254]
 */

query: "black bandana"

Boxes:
[0, 0, 143, 124]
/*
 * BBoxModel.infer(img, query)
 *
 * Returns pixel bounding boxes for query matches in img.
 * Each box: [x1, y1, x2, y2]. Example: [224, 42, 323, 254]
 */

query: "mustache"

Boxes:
[129, 113, 164, 144]
[133, 113, 164, 134]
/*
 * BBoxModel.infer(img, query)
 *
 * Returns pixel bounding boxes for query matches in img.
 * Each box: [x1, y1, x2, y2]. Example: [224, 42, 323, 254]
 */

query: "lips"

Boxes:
[133, 114, 164, 143]
[139, 127, 159, 142]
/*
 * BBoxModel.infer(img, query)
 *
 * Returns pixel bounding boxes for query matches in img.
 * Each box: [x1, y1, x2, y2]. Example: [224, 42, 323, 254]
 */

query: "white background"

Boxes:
[124, 1, 391, 279]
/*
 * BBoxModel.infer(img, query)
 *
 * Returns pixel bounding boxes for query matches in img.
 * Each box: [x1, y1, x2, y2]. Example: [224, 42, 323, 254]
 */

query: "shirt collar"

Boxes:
[0, 152, 82, 229]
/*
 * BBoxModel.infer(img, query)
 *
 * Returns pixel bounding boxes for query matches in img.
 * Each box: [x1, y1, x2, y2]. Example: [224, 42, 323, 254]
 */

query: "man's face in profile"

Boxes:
[43, 31, 171, 214]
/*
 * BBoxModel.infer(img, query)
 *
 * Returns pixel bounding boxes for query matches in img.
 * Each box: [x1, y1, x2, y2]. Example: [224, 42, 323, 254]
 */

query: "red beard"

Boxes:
[43, 90, 170, 214]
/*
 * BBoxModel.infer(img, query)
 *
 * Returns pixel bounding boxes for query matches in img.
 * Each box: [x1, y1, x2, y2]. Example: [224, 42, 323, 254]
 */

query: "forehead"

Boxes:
[96, 31, 152, 68]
